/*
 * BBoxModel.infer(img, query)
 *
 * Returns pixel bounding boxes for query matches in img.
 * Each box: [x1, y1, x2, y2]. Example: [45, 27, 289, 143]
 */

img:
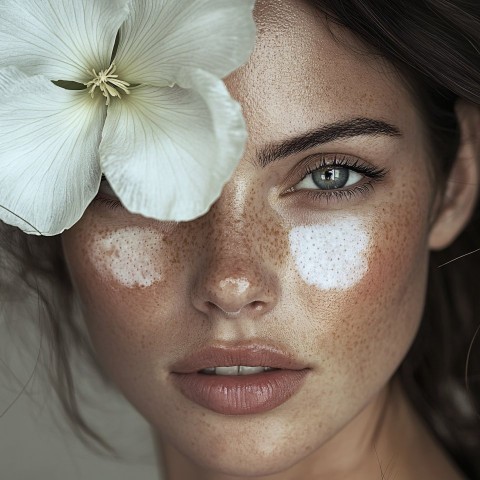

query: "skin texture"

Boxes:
[61, 1, 479, 478]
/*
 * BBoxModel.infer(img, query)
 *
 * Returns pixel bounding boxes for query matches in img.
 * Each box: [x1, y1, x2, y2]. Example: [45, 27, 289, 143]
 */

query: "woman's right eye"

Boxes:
[92, 177, 122, 210]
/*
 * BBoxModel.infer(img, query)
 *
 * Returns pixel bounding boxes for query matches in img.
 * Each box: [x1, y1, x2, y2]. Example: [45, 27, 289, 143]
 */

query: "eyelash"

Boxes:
[92, 176, 122, 210]
[286, 154, 388, 203]
[94, 196, 122, 210]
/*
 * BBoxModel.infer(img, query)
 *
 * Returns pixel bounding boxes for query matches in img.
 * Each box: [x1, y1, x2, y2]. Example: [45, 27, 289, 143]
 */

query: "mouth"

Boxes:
[170, 343, 310, 415]
[198, 365, 278, 375]
[170, 343, 308, 373]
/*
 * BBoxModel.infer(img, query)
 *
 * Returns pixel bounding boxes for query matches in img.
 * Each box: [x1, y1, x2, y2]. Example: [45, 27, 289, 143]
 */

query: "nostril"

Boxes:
[251, 301, 264, 311]
[206, 301, 242, 316]
[204, 300, 267, 317]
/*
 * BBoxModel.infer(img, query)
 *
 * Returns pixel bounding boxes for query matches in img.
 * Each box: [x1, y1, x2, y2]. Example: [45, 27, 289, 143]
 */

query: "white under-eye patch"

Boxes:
[89, 227, 163, 288]
[288, 217, 370, 290]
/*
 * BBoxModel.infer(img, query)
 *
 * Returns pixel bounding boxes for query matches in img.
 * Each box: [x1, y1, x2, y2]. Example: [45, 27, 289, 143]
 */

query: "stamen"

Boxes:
[85, 61, 131, 106]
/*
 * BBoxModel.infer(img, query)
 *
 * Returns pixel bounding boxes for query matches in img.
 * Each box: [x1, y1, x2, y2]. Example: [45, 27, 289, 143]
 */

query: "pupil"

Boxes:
[312, 167, 349, 190]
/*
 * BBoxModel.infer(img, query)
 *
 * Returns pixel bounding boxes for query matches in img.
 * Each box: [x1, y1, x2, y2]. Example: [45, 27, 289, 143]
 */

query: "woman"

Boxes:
[1, 0, 479, 478]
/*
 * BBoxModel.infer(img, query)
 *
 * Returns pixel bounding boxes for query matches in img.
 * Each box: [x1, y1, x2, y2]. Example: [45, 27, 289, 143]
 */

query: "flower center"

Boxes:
[85, 62, 130, 106]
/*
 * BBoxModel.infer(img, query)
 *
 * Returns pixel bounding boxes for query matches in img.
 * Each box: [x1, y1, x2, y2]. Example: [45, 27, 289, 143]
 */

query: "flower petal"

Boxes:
[0, 0, 130, 83]
[0, 67, 106, 235]
[100, 69, 248, 221]
[114, 0, 256, 86]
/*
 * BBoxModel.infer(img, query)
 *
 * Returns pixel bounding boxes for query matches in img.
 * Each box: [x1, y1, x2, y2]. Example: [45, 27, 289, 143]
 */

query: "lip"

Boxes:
[170, 343, 309, 373]
[170, 343, 310, 415]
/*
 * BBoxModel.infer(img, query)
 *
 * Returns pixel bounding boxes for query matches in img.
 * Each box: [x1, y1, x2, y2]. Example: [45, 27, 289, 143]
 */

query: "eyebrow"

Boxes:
[256, 117, 402, 168]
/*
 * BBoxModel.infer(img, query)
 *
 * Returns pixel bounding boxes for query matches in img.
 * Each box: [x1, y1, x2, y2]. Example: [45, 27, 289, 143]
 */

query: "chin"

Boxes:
[159, 410, 329, 478]
[182, 444, 304, 477]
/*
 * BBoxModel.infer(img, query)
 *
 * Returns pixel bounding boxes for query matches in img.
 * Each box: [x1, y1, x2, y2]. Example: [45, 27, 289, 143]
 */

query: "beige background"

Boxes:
[0, 307, 161, 480]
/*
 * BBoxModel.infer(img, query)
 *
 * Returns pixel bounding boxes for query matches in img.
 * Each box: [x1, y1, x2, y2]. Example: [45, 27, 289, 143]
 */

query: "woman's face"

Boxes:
[62, 0, 437, 476]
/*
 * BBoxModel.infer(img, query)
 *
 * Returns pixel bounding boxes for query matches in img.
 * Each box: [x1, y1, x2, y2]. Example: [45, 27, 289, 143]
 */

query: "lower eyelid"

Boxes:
[301, 182, 377, 205]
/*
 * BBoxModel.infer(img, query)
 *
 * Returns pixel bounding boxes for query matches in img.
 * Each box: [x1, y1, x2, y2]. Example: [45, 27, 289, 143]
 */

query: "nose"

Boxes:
[190, 186, 280, 319]
[191, 253, 279, 318]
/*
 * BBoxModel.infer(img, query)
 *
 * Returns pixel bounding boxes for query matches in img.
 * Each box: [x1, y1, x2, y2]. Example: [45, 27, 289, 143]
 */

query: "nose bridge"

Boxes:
[209, 205, 253, 258]
[204, 174, 262, 257]
[191, 181, 280, 318]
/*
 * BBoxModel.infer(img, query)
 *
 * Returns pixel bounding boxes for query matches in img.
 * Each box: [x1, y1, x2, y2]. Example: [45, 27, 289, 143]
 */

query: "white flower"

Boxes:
[0, 0, 256, 235]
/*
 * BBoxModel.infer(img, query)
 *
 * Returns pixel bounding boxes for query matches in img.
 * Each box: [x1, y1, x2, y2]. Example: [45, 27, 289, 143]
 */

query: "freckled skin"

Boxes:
[61, 1, 462, 479]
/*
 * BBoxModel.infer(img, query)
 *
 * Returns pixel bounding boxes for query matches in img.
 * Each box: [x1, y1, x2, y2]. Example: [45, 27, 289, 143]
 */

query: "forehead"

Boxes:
[225, 0, 411, 143]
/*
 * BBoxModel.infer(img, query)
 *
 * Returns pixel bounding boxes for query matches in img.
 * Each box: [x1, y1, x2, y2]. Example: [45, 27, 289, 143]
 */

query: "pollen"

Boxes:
[85, 62, 131, 106]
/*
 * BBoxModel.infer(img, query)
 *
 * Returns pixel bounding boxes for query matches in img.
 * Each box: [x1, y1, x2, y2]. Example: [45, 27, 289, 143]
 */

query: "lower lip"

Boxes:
[170, 369, 309, 415]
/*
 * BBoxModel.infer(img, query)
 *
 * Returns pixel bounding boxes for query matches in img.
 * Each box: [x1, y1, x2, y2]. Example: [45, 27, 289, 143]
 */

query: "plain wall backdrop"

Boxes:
[0, 306, 161, 480]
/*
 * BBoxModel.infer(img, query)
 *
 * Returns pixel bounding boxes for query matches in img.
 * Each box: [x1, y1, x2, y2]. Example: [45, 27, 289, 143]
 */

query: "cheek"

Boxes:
[286, 210, 430, 396]
[63, 224, 177, 303]
[61, 219, 187, 371]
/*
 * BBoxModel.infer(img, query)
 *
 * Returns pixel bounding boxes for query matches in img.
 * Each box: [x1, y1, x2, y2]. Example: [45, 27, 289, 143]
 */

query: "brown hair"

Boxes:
[0, 228, 118, 455]
[1, 0, 480, 475]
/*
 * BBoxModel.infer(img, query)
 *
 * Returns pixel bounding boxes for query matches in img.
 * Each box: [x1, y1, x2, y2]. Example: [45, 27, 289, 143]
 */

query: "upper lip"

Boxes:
[170, 343, 309, 373]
